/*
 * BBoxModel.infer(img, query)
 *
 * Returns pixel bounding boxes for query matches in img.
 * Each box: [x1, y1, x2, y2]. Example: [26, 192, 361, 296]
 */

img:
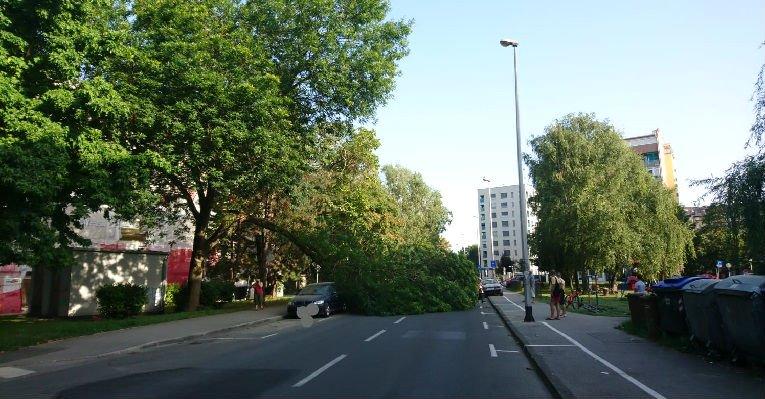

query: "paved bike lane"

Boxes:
[490, 292, 764, 399]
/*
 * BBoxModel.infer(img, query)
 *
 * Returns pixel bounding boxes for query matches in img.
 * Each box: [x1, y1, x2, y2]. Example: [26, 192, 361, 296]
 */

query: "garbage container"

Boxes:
[652, 276, 705, 335]
[627, 293, 661, 339]
[714, 275, 765, 363]
[682, 279, 729, 354]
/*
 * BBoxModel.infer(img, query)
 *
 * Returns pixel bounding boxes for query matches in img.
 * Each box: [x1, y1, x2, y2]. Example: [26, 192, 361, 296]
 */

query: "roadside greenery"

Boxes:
[0, 297, 291, 353]
[95, 283, 148, 318]
[526, 114, 694, 283]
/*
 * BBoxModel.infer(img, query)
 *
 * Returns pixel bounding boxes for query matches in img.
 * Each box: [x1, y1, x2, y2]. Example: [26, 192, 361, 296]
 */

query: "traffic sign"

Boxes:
[716, 260, 724, 269]
[490, 260, 497, 269]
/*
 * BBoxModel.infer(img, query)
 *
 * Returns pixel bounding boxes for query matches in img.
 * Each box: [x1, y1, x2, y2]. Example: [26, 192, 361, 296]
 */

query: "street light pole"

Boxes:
[501, 38, 534, 322]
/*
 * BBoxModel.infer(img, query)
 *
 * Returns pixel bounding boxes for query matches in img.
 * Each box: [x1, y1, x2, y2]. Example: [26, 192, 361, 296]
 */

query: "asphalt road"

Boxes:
[0, 300, 553, 398]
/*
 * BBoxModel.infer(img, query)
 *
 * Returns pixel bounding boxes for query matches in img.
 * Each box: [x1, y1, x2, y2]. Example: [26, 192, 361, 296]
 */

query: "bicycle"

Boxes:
[565, 290, 584, 310]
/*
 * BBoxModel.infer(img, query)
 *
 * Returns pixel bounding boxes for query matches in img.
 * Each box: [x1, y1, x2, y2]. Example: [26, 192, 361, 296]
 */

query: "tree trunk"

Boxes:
[186, 228, 207, 311]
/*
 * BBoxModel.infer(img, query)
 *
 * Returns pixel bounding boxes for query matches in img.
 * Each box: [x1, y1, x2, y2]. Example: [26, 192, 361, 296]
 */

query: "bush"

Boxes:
[172, 280, 236, 311]
[95, 283, 148, 318]
[164, 283, 182, 312]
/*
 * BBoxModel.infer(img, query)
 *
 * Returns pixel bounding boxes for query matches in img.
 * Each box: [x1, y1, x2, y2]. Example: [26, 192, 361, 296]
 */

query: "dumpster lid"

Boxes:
[653, 276, 704, 291]
[682, 278, 719, 294]
[713, 275, 765, 297]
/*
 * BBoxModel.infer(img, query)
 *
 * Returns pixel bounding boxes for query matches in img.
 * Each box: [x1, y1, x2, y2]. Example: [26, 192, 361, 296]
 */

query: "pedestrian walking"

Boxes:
[478, 280, 485, 304]
[252, 279, 265, 310]
[547, 271, 563, 320]
[633, 274, 646, 295]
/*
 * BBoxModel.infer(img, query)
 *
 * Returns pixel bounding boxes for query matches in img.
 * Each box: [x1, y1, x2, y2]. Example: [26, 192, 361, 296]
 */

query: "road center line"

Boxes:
[394, 316, 406, 324]
[503, 296, 525, 311]
[261, 333, 278, 339]
[482, 321, 489, 330]
[495, 349, 519, 353]
[541, 322, 666, 399]
[489, 344, 498, 357]
[364, 329, 387, 342]
[292, 354, 347, 388]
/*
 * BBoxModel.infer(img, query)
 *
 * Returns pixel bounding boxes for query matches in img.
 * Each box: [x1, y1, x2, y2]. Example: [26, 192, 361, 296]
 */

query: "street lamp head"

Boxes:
[500, 38, 518, 48]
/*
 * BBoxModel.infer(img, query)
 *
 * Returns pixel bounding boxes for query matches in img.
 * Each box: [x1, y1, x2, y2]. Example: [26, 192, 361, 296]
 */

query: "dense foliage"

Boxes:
[173, 280, 236, 311]
[95, 283, 148, 318]
[526, 114, 694, 282]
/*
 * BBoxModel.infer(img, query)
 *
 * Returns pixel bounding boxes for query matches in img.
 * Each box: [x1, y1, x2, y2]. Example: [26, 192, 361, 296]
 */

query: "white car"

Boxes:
[481, 278, 503, 296]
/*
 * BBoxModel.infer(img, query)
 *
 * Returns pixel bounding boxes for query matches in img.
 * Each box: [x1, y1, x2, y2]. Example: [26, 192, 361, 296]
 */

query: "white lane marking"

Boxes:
[261, 333, 278, 339]
[201, 337, 257, 341]
[480, 311, 494, 315]
[489, 344, 498, 357]
[0, 367, 35, 379]
[292, 354, 347, 388]
[496, 349, 519, 353]
[525, 344, 575, 347]
[394, 316, 406, 324]
[541, 322, 666, 399]
[503, 296, 525, 311]
[364, 329, 387, 342]
[482, 322, 489, 330]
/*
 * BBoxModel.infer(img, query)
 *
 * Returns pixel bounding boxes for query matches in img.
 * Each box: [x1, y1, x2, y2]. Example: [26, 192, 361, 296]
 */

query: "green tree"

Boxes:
[527, 113, 693, 282]
[458, 244, 479, 266]
[0, 1, 151, 269]
[106, 0, 410, 310]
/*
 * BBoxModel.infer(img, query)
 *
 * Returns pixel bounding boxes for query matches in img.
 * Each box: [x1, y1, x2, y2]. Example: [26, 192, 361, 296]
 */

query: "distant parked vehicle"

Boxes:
[481, 278, 503, 296]
[286, 282, 345, 318]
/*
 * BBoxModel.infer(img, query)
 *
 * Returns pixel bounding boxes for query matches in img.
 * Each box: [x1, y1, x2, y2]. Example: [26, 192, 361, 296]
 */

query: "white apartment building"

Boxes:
[476, 185, 536, 270]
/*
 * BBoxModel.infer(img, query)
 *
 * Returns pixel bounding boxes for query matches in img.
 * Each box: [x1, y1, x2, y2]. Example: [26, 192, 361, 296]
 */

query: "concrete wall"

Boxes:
[68, 249, 168, 317]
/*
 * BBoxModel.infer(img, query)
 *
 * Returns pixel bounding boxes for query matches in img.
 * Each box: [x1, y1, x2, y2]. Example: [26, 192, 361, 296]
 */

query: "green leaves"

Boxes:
[527, 113, 693, 281]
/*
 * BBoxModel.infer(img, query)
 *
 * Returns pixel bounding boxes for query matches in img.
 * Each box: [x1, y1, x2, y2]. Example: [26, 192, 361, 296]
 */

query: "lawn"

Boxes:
[535, 292, 630, 317]
[0, 296, 291, 353]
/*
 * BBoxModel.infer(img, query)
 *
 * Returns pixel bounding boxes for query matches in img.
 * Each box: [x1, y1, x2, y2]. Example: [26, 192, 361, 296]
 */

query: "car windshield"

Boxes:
[299, 284, 332, 296]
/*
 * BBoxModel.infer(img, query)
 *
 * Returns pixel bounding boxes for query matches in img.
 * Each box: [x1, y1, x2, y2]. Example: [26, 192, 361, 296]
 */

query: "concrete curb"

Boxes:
[488, 296, 574, 399]
[92, 315, 284, 360]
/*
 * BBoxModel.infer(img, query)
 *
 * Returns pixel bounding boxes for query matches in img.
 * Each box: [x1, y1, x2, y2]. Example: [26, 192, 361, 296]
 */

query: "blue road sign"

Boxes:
[490, 260, 497, 269]
[716, 260, 724, 268]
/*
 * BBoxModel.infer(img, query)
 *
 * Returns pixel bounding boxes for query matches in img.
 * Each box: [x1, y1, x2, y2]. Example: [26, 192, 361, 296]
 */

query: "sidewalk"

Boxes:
[490, 292, 765, 399]
[0, 305, 284, 376]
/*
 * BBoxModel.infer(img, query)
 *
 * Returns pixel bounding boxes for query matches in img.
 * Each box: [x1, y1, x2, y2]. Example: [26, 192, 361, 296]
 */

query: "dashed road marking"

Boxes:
[394, 316, 406, 324]
[496, 349, 519, 353]
[364, 330, 386, 342]
[483, 322, 489, 330]
[292, 354, 347, 388]
[261, 333, 278, 339]
[542, 322, 666, 399]
[0, 367, 35, 379]
[489, 344, 498, 357]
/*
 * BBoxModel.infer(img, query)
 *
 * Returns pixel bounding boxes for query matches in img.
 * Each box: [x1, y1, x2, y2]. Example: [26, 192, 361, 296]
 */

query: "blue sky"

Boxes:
[367, 0, 765, 250]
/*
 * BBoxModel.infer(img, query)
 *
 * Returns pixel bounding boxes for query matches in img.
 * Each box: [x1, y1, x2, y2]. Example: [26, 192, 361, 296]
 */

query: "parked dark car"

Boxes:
[286, 282, 345, 318]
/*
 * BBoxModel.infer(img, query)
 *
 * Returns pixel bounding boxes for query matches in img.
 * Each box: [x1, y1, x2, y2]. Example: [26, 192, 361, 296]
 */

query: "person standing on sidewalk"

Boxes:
[253, 280, 265, 310]
[548, 271, 562, 320]
[525, 269, 536, 304]
[556, 272, 567, 318]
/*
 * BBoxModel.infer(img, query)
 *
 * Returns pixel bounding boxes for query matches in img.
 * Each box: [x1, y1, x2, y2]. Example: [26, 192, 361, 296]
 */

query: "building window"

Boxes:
[500, 192, 507, 198]
[482, 243, 486, 248]
[479, 195, 485, 203]
[493, 250, 499, 256]
[513, 230, 516, 236]
[515, 250, 518, 257]
[483, 251, 488, 258]
[481, 214, 485, 221]
[511, 191, 514, 197]
[481, 232, 486, 239]
[480, 205, 485, 212]
[493, 240, 499, 246]
[491, 212, 497, 218]
[481, 223, 486, 230]
[501, 202, 508, 208]
[514, 239, 517, 246]
[512, 220, 516, 227]
[501, 211, 508, 216]
[491, 193, 496, 198]
[503, 250, 511, 256]
[503, 240, 511, 246]
[491, 221, 497, 228]
[501, 221, 509, 227]
[502, 231, 510, 237]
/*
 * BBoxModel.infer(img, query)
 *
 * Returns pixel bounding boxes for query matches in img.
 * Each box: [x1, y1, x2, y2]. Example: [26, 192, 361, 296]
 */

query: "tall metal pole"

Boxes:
[486, 185, 494, 274]
[510, 44, 534, 322]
